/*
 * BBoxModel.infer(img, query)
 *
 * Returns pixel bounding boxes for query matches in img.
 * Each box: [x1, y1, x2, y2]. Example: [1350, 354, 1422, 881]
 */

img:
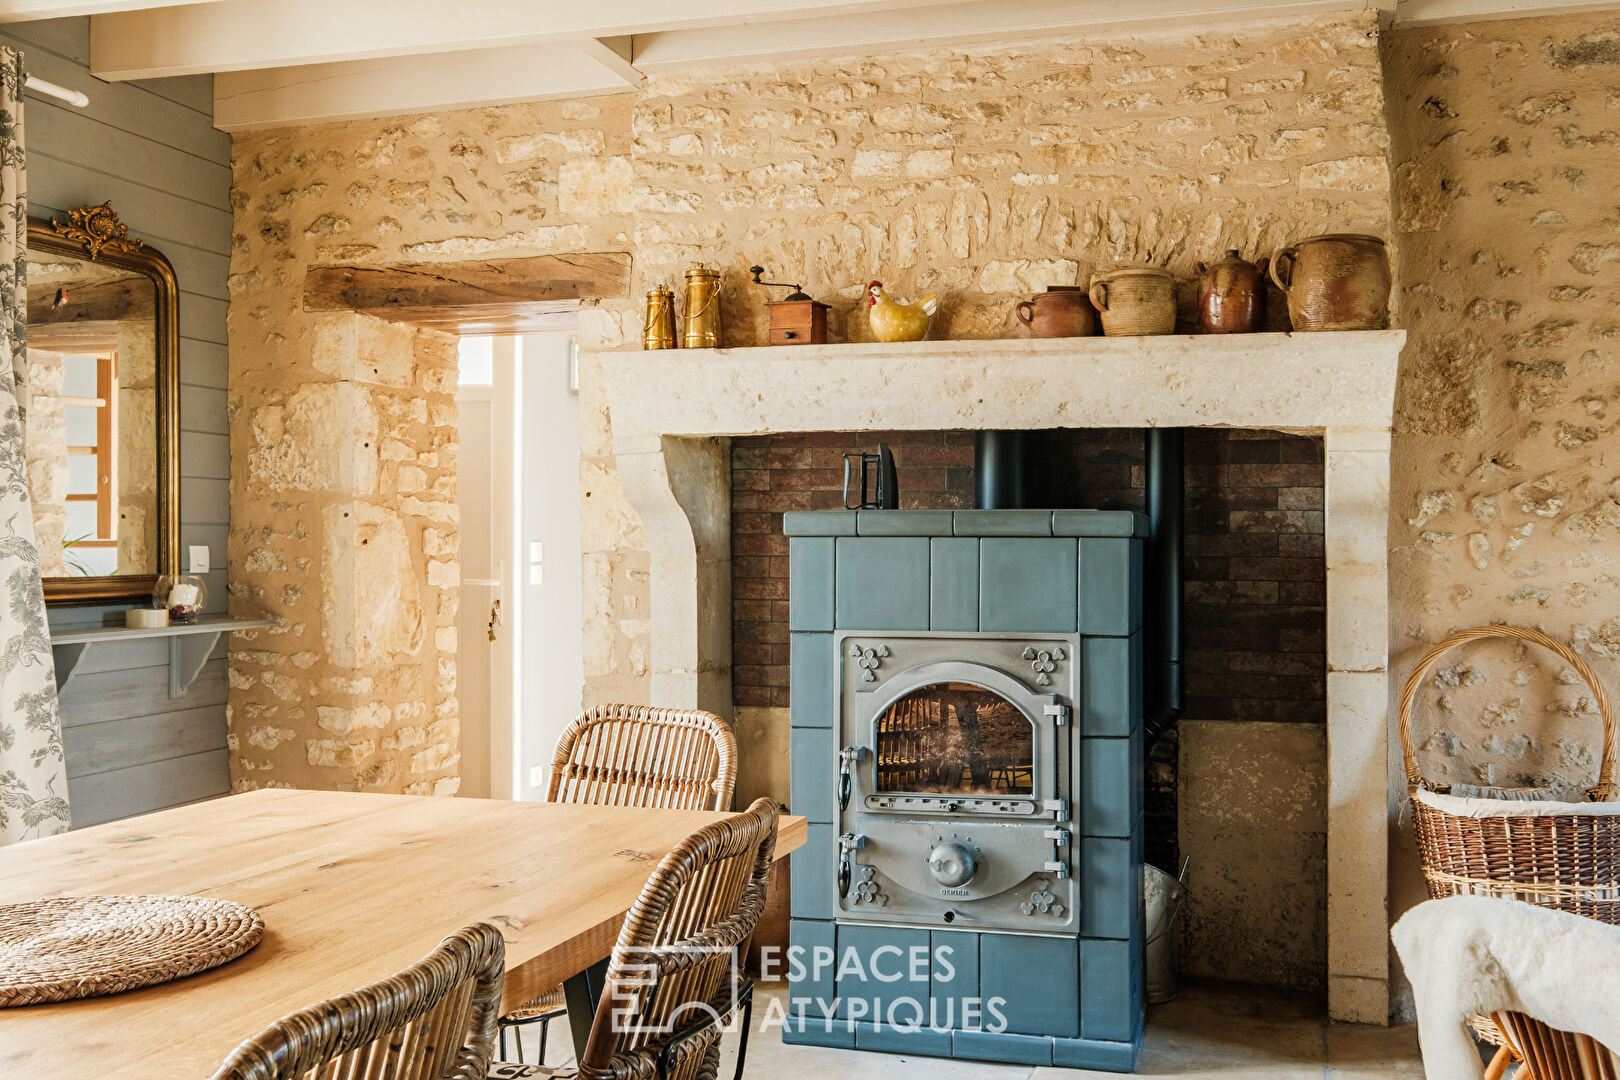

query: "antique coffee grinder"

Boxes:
[749, 264, 829, 345]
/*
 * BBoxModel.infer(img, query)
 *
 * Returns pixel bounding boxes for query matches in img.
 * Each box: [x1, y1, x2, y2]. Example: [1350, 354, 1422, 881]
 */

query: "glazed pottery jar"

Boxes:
[1015, 285, 1096, 338]
[1089, 267, 1176, 336]
[1268, 234, 1391, 331]
[1196, 250, 1267, 334]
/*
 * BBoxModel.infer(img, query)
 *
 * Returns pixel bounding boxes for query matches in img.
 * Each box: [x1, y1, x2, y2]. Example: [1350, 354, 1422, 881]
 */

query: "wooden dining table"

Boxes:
[0, 788, 805, 1080]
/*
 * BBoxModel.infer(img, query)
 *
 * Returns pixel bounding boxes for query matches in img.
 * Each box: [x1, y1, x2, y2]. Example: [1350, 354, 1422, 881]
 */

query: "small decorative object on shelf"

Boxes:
[1196, 250, 1268, 333]
[125, 608, 168, 629]
[866, 280, 938, 342]
[1015, 285, 1096, 338]
[681, 264, 722, 348]
[642, 285, 677, 349]
[748, 264, 828, 345]
[154, 574, 207, 625]
[1089, 266, 1177, 336]
[843, 444, 898, 509]
[1269, 233, 1391, 331]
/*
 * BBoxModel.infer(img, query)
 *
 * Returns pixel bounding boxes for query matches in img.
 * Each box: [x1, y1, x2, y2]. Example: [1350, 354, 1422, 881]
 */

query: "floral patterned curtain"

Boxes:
[0, 47, 69, 845]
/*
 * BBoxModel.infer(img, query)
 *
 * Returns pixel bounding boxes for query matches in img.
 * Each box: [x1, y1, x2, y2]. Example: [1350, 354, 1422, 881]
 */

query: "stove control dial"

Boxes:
[927, 841, 977, 888]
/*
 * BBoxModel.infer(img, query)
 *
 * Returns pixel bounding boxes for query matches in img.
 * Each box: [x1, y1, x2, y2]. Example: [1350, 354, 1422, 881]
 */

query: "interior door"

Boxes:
[455, 337, 518, 799]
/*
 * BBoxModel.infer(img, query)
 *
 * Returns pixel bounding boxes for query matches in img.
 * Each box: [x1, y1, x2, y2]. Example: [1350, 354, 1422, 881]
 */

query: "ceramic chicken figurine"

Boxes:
[867, 280, 938, 342]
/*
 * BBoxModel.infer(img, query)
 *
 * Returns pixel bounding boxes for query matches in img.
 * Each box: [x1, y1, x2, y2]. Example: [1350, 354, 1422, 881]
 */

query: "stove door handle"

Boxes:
[838, 770, 851, 812]
[838, 853, 852, 899]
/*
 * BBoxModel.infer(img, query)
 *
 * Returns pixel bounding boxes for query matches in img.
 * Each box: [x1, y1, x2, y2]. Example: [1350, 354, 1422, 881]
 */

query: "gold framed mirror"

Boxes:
[25, 202, 178, 605]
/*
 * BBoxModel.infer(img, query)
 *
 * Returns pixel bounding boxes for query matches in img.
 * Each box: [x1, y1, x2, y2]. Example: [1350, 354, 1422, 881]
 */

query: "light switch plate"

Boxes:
[529, 564, 543, 585]
[529, 541, 543, 563]
[188, 545, 210, 574]
[529, 765, 546, 789]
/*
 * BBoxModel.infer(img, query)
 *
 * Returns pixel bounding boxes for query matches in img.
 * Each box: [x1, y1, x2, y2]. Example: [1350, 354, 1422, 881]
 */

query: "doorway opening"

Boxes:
[454, 332, 584, 800]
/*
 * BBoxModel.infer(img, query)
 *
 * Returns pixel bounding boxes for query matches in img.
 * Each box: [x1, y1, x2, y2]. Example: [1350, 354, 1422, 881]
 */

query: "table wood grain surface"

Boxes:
[0, 788, 805, 1080]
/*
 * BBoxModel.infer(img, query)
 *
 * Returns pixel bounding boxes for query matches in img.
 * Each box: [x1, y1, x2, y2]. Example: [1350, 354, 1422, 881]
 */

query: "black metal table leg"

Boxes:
[562, 958, 609, 1060]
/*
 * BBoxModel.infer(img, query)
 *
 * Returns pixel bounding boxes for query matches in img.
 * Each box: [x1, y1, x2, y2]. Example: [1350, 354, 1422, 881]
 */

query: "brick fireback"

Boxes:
[730, 428, 1325, 727]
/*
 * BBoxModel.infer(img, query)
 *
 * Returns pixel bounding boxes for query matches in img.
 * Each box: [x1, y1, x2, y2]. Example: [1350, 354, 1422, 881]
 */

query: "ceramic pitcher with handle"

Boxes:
[1089, 267, 1176, 337]
[1269, 234, 1390, 331]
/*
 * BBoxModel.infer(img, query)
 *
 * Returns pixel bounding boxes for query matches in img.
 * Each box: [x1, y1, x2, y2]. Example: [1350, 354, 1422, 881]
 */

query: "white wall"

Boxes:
[517, 331, 583, 798]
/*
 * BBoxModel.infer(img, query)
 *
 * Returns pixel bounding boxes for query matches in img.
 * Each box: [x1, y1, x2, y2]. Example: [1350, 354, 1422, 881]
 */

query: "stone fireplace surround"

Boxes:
[599, 329, 1403, 1024]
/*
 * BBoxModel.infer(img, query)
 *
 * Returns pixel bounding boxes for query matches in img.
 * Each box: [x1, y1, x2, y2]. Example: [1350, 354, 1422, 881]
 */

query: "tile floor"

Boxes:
[503, 980, 1427, 1078]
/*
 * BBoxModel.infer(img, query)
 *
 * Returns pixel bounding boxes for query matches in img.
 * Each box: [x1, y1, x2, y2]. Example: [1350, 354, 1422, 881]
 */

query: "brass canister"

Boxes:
[682, 264, 722, 349]
[642, 285, 676, 350]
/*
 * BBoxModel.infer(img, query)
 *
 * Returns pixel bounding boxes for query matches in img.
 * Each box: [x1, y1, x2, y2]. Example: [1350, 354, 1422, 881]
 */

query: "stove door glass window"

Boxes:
[873, 682, 1035, 796]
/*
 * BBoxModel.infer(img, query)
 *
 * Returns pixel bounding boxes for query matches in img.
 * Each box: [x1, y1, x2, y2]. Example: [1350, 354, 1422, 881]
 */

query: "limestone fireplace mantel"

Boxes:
[595, 329, 1404, 1024]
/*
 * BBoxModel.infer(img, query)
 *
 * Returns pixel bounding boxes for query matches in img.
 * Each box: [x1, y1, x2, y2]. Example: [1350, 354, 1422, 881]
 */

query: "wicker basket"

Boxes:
[1400, 624, 1620, 1054]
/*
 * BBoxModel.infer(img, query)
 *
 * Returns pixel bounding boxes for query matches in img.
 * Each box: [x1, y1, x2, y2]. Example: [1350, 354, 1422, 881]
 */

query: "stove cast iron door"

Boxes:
[834, 632, 1079, 935]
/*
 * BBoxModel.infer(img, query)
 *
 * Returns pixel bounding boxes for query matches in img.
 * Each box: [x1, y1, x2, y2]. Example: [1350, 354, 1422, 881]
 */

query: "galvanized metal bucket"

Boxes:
[1144, 860, 1188, 1005]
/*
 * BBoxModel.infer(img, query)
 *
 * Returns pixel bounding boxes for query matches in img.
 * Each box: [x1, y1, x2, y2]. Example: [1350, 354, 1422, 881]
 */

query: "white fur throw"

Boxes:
[1391, 896, 1620, 1078]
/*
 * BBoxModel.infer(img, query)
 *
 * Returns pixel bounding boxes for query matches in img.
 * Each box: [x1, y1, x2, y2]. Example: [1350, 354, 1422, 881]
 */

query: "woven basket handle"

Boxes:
[1398, 624, 1617, 801]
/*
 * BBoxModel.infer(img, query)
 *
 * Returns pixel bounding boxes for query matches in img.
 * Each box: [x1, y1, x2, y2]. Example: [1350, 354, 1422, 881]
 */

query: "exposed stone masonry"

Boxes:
[226, 314, 462, 794]
[228, 11, 1391, 800]
[1387, 14, 1620, 805]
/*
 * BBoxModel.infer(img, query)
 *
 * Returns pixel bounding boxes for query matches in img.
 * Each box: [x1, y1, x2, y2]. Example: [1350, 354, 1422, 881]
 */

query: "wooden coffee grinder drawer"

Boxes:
[767, 299, 828, 345]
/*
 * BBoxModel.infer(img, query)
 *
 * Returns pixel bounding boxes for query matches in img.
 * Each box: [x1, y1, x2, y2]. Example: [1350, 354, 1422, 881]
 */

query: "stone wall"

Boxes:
[227, 11, 1392, 799]
[117, 318, 157, 574]
[24, 349, 68, 577]
[225, 311, 463, 795]
[1385, 12, 1620, 949]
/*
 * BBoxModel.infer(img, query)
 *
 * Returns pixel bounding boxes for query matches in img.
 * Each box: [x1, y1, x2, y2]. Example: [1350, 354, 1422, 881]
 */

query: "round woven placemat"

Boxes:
[0, 894, 264, 1006]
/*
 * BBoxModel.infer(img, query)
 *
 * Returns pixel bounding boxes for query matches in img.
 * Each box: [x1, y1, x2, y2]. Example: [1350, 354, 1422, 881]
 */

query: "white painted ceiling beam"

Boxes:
[632, 0, 1370, 72]
[1392, 0, 1620, 25]
[212, 42, 636, 132]
[89, 0, 945, 80]
[0, 0, 200, 22]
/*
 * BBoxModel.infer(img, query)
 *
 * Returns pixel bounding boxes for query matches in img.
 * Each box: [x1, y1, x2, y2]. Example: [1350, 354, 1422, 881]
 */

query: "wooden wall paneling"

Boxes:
[64, 706, 228, 778]
[57, 658, 228, 727]
[14, 17, 236, 825]
[179, 432, 230, 478]
[68, 749, 232, 828]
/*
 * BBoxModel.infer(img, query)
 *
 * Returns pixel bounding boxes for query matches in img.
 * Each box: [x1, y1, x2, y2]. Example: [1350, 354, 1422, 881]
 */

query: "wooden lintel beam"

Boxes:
[302, 253, 630, 333]
[28, 321, 120, 352]
[354, 301, 583, 336]
[28, 278, 150, 326]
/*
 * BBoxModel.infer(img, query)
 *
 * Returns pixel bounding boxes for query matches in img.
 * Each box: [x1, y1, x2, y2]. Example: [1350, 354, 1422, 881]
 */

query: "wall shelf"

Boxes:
[50, 615, 277, 698]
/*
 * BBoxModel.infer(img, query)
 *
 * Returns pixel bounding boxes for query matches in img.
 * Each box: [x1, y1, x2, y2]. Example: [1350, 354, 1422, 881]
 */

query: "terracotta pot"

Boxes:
[1268, 233, 1391, 331]
[1196, 249, 1267, 334]
[1015, 285, 1096, 338]
[1089, 267, 1176, 337]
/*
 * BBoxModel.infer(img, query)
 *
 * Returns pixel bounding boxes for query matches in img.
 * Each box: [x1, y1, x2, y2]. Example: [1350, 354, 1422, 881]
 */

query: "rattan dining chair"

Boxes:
[499, 704, 738, 1065]
[492, 797, 780, 1080]
[209, 923, 505, 1080]
[1491, 1013, 1620, 1080]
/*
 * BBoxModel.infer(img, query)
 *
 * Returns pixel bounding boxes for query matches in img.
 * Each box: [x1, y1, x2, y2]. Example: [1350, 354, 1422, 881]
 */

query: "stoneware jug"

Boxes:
[1196, 249, 1267, 334]
[1268, 234, 1391, 331]
[1015, 285, 1096, 338]
[1089, 267, 1176, 337]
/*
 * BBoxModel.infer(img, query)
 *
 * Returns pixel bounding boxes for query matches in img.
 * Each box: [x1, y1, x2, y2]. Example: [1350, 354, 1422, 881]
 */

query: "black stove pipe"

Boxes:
[1144, 428, 1185, 745]
[974, 431, 1030, 509]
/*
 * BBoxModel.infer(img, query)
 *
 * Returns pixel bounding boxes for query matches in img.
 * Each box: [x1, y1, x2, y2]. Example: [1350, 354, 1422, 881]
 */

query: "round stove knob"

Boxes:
[927, 841, 977, 888]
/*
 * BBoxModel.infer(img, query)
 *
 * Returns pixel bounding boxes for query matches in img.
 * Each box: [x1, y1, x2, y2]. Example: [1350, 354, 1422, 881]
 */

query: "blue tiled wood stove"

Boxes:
[782, 506, 1149, 1071]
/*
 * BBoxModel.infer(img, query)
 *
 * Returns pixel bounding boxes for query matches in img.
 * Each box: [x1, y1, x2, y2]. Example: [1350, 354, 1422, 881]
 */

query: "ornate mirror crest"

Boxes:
[49, 201, 144, 261]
